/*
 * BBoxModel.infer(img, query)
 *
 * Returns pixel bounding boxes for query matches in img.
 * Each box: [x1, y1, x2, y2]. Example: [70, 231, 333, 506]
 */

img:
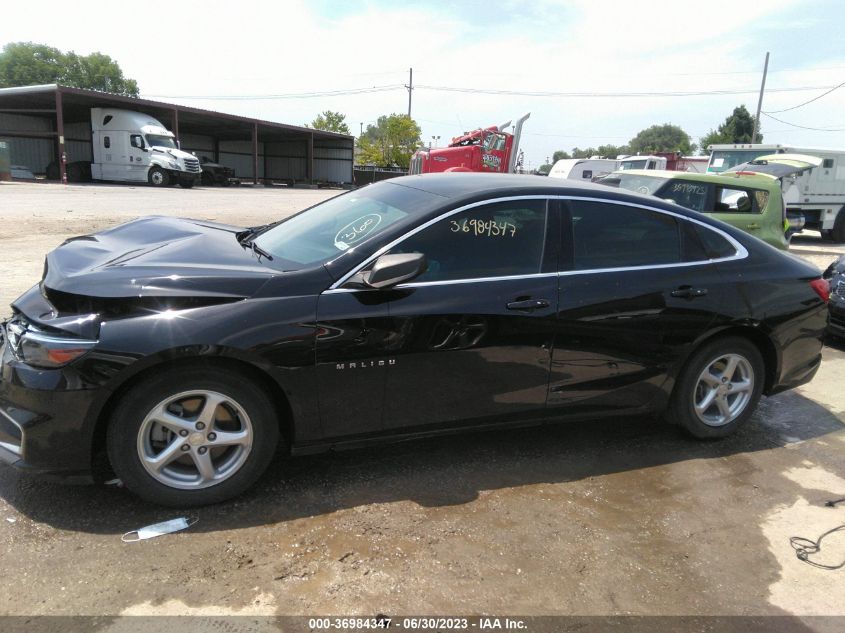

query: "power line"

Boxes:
[143, 83, 839, 101]
[763, 79, 845, 113]
[143, 85, 405, 100]
[760, 111, 845, 132]
[415, 84, 837, 98]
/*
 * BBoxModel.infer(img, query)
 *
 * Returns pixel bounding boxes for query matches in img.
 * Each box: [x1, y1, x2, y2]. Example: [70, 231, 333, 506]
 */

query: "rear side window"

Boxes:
[388, 200, 547, 282]
[692, 224, 737, 259]
[658, 180, 709, 212]
[566, 201, 681, 269]
[714, 187, 759, 214]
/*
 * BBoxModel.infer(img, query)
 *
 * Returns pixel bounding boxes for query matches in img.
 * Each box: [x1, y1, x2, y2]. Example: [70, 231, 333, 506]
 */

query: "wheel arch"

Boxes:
[88, 354, 295, 478]
[675, 324, 779, 395]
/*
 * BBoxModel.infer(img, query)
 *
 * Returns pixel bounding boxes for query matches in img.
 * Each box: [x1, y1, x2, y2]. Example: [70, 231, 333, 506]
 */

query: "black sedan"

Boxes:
[0, 174, 829, 506]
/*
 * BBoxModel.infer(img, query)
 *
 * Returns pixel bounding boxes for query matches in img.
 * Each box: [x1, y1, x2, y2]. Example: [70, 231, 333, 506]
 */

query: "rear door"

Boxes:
[549, 198, 731, 412]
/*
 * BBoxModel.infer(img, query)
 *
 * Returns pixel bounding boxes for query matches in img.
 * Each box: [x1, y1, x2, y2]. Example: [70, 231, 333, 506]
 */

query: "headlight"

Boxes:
[18, 330, 97, 368]
[167, 160, 179, 169]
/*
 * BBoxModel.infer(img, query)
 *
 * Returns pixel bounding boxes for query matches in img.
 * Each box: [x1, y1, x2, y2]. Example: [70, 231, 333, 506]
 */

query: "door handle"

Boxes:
[506, 299, 550, 311]
[746, 223, 761, 229]
[671, 286, 708, 299]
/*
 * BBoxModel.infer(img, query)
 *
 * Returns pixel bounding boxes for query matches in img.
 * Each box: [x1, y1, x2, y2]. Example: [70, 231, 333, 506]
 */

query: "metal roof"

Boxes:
[0, 84, 353, 144]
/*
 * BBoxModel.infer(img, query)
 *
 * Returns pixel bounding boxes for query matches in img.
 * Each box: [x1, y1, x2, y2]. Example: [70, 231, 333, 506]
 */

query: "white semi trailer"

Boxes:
[707, 143, 845, 241]
[90, 108, 200, 187]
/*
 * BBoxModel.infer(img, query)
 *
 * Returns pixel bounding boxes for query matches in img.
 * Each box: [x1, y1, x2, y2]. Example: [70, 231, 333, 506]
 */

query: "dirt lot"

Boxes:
[1, 182, 844, 628]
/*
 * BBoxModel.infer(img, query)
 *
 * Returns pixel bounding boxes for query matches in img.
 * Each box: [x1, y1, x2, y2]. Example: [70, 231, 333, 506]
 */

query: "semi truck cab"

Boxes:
[90, 108, 201, 187]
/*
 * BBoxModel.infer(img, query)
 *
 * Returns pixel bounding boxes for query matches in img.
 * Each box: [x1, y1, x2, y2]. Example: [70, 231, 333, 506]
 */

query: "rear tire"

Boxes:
[667, 337, 764, 439]
[106, 366, 281, 506]
[147, 166, 170, 187]
[831, 210, 845, 243]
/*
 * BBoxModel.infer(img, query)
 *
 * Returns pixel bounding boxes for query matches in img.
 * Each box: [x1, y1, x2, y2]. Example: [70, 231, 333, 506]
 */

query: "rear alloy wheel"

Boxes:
[107, 367, 280, 506]
[668, 337, 764, 438]
[147, 166, 170, 187]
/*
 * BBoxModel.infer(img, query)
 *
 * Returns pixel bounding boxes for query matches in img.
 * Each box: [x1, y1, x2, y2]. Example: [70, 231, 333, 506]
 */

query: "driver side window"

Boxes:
[387, 200, 548, 283]
[130, 134, 145, 149]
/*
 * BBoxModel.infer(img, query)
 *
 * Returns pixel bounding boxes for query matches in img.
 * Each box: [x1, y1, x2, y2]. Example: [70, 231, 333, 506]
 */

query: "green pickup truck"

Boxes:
[599, 169, 789, 249]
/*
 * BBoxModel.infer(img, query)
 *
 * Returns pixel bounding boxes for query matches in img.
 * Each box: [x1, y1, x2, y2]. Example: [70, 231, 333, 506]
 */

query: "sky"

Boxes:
[3, 0, 845, 168]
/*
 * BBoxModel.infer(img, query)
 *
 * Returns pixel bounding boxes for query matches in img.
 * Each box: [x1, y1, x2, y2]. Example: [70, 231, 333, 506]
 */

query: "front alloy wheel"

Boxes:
[137, 390, 254, 490]
[107, 366, 281, 506]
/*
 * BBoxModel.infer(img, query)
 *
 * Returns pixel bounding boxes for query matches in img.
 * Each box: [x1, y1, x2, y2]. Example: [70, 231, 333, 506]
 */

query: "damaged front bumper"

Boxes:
[0, 316, 101, 483]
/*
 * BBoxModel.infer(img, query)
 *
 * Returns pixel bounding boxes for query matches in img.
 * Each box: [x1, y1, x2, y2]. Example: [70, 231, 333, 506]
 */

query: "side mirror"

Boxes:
[363, 253, 427, 289]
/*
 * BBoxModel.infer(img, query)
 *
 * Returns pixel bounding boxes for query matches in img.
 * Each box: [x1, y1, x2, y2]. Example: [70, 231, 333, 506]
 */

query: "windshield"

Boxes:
[708, 149, 771, 173]
[146, 134, 177, 149]
[619, 159, 647, 170]
[483, 132, 507, 152]
[253, 183, 442, 268]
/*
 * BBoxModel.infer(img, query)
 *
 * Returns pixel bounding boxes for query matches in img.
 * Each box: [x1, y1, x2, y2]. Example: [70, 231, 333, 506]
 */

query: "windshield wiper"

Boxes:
[243, 239, 273, 261]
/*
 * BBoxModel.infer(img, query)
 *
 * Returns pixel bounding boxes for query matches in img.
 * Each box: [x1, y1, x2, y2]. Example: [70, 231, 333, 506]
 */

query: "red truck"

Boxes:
[408, 113, 530, 175]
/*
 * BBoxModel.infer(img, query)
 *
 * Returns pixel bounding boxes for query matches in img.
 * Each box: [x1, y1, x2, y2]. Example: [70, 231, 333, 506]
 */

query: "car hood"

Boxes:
[43, 216, 275, 299]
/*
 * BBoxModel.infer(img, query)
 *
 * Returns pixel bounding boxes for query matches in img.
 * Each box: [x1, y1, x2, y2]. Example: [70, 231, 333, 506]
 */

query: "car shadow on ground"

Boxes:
[1, 390, 842, 536]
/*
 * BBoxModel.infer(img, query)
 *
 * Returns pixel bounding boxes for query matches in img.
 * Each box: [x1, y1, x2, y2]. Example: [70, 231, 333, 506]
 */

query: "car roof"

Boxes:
[379, 172, 747, 223]
[385, 172, 642, 199]
[616, 169, 779, 188]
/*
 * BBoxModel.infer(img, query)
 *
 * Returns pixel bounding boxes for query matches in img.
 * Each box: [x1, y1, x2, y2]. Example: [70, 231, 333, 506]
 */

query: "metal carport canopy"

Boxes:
[0, 84, 354, 184]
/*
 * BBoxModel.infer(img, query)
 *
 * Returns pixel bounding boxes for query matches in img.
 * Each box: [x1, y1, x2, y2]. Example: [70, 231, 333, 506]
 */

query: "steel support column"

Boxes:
[55, 89, 66, 185]
[307, 132, 314, 183]
[172, 109, 180, 146]
[252, 123, 259, 185]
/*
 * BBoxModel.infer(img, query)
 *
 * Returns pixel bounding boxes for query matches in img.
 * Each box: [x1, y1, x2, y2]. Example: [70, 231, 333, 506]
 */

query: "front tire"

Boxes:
[106, 366, 281, 506]
[147, 166, 170, 187]
[667, 337, 764, 439]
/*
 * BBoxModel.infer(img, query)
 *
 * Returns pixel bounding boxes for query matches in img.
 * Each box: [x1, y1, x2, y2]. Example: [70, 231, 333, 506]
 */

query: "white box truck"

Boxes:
[547, 158, 619, 181]
[707, 143, 845, 241]
[90, 108, 201, 187]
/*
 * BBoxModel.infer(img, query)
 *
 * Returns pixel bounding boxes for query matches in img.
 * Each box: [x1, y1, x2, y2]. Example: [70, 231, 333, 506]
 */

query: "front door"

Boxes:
[378, 198, 558, 431]
[128, 134, 150, 181]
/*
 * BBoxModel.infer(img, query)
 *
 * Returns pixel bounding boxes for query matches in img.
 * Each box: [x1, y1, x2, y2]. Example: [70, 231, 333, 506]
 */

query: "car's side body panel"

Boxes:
[0, 174, 827, 485]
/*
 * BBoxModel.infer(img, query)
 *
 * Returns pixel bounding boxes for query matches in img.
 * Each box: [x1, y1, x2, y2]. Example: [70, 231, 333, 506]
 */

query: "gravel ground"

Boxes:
[0, 182, 844, 627]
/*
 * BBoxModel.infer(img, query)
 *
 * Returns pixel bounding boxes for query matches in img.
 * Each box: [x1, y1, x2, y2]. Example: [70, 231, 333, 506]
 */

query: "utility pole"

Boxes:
[752, 52, 769, 144]
[406, 68, 413, 118]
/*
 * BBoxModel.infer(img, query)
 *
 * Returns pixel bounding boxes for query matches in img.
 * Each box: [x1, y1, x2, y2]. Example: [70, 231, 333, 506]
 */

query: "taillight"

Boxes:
[809, 278, 830, 303]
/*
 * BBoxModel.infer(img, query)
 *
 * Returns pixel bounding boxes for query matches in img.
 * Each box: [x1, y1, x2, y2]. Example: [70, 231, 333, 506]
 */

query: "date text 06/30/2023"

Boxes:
[307, 617, 528, 630]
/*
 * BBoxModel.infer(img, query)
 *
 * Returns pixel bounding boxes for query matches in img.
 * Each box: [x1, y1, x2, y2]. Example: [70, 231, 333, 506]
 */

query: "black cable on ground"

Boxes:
[790, 500, 845, 570]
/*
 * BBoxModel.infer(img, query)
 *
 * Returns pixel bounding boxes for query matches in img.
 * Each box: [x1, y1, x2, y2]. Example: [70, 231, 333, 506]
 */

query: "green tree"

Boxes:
[0, 42, 138, 96]
[310, 110, 350, 135]
[699, 105, 760, 153]
[356, 113, 422, 169]
[552, 150, 571, 162]
[537, 163, 553, 175]
[628, 123, 694, 155]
